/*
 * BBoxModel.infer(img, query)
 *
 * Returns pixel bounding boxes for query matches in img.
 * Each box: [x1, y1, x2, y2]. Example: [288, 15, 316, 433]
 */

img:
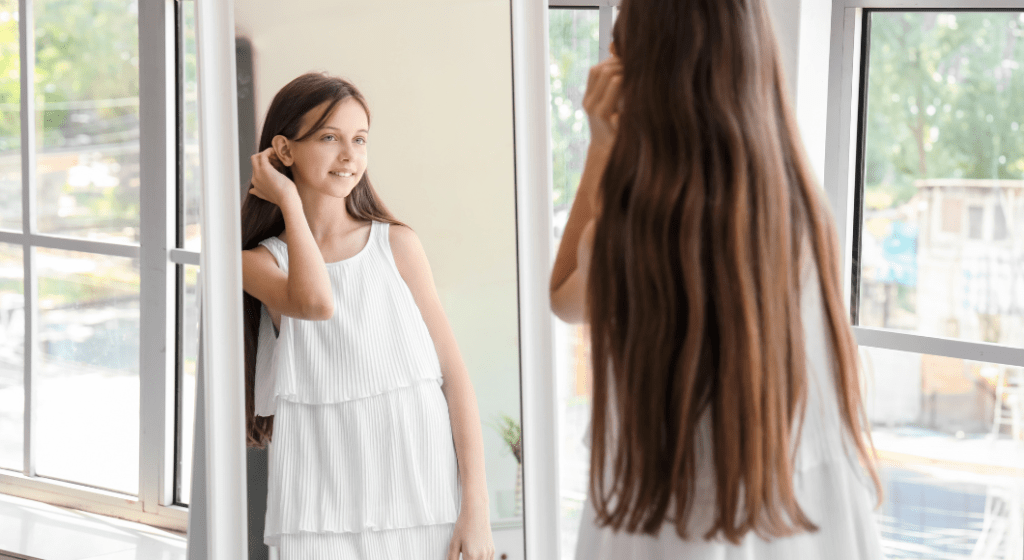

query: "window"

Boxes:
[831, 5, 1024, 557]
[547, 2, 612, 557]
[993, 202, 1008, 239]
[942, 197, 964, 233]
[174, 0, 200, 508]
[969, 205, 985, 239]
[0, 0, 199, 532]
[545, 2, 1024, 557]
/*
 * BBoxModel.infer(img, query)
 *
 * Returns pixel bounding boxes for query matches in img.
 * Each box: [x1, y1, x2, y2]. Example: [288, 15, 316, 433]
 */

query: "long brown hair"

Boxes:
[242, 72, 404, 448]
[585, 0, 882, 542]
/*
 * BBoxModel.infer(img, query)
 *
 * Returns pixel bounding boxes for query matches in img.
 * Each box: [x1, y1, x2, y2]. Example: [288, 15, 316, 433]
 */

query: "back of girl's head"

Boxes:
[587, 0, 880, 543]
[611, 0, 789, 163]
[241, 72, 402, 448]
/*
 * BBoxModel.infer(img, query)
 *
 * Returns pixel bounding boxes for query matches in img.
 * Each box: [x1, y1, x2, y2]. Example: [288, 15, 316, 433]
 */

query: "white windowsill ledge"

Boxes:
[0, 493, 186, 560]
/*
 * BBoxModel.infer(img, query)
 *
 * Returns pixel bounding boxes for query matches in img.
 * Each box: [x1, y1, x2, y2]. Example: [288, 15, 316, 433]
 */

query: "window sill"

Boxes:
[0, 492, 185, 560]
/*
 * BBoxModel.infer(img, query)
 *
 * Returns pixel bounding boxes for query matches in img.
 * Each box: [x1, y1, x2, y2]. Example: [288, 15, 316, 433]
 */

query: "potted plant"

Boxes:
[491, 413, 522, 517]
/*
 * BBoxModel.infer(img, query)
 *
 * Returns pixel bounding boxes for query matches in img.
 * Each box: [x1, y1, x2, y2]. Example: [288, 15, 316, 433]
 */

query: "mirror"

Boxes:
[189, 0, 523, 557]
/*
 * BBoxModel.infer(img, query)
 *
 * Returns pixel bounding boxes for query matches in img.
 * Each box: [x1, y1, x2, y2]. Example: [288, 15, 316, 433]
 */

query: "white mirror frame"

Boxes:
[511, 0, 561, 557]
[195, 0, 248, 557]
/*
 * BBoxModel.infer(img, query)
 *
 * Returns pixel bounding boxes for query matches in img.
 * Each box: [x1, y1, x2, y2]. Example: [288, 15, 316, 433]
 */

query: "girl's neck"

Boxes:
[292, 183, 365, 243]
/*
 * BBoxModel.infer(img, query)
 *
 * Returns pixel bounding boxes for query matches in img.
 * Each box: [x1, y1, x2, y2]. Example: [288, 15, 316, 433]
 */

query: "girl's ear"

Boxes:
[271, 135, 294, 167]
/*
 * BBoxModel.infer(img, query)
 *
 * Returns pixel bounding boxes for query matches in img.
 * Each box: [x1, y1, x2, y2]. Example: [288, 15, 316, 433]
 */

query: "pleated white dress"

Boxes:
[253, 220, 461, 560]
[575, 256, 887, 560]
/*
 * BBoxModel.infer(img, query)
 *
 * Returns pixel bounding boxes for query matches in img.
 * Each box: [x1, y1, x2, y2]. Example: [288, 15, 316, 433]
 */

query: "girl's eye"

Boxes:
[322, 134, 337, 141]
[355, 137, 366, 145]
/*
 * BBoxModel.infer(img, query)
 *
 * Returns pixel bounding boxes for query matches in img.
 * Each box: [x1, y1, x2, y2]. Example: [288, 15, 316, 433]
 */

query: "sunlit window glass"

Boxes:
[0, 0, 20, 231]
[858, 11, 1024, 558]
[34, 0, 140, 243]
[175, 263, 198, 504]
[862, 345, 1024, 558]
[0, 243, 23, 471]
[548, 7, 600, 558]
[180, 0, 199, 252]
[859, 12, 1024, 347]
[34, 248, 139, 494]
[173, 0, 200, 507]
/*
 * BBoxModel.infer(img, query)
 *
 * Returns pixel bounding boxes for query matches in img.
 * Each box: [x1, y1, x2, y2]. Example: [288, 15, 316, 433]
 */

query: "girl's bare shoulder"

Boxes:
[387, 224, 431, 280]
[388, 223, 424, 258]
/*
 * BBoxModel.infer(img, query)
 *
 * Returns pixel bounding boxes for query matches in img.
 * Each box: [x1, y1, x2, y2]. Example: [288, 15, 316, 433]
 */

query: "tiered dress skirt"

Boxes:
[255, 304, 462, 560]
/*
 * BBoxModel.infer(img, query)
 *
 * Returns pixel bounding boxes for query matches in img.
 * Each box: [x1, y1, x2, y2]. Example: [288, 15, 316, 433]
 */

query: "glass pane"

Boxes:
[0, 243, 22, 470]
[858, 12, 1024, 346]
[550, 8, 600, 239]
[548, 7, 600, 558]
[862, 346, 1024, 558]
[35, 248, 139, 494]
[175, 264, 198, 504]
[180, 0, 200, 252]
[34, 0, 140, 242]
[0, 0, 21, 230]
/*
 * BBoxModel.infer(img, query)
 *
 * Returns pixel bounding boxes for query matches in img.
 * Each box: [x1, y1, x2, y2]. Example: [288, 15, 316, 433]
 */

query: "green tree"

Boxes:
[864, 12, 1024, 204]
[0, 0, 141, 234]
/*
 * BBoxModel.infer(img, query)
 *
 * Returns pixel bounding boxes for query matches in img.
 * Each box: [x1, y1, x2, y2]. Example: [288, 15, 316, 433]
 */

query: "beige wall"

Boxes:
[235, 0, 522, 521]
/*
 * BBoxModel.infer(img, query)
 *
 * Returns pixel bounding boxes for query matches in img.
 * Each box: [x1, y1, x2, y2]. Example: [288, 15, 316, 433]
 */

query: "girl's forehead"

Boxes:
[302, 98, 369, 134]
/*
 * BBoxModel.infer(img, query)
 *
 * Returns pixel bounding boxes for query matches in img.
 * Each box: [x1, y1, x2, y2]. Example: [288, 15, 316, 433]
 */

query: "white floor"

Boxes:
[0, 493, 186, 560]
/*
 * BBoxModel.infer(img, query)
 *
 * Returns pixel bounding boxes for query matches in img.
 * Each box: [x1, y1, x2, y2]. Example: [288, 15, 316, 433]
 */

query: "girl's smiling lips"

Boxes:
[330, 170, 354, 178]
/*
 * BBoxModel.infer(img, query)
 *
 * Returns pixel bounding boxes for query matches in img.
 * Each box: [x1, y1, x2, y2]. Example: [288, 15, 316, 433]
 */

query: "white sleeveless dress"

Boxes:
[253, 220, 461, 559]
[575, 257, 887, 559]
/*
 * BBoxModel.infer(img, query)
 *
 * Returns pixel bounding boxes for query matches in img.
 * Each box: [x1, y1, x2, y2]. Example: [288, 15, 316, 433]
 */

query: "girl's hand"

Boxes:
[447, 506, 494, 560]
[582, 54, 622, 154]
[248, 147, 297, 207]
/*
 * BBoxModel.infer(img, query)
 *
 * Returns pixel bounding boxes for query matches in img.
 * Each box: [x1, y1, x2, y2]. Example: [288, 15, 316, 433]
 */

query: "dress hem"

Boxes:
[256, 374, 445, 417]
[264, 520, 457, 547]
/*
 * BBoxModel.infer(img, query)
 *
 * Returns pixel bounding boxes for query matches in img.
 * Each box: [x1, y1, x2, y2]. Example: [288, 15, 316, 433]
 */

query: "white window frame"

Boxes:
[824, 0, 1024, 368]
[0, 0, 200, 533]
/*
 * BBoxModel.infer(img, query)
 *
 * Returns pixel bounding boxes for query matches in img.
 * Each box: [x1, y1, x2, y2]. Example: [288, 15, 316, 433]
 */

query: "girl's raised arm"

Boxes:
[550, 55, 621, 323]
[242, 148, 334, 321]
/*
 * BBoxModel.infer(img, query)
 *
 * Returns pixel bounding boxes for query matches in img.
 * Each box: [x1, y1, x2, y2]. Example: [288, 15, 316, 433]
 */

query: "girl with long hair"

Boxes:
[550, 0, 886, 557]
[241, 72, 494, 560]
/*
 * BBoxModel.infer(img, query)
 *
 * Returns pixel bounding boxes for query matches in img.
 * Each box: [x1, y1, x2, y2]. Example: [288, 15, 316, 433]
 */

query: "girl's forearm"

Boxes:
[278, 194, 334, 316]
[442, 367, 490, 513]
[550, 143, 611, 293]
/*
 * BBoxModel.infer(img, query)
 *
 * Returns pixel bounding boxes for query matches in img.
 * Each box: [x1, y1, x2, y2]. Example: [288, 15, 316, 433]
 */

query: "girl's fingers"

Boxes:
[596, 75, 622, 121]
[584, 64, 601, 105]
[252, 152, 266, 173]
[583, 60, 613, 110]
[583, 58, 622, 118]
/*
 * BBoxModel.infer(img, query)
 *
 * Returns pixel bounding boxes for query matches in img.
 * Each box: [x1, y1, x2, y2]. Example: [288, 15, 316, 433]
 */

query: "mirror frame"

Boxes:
[194, 0, 248, 557]
[510, 0, 561, 557]
[193, 0, 559, 557]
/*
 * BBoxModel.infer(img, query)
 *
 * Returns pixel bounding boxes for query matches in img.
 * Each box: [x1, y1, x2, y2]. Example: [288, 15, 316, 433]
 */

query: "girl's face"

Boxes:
[280, 98, 369, 198]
